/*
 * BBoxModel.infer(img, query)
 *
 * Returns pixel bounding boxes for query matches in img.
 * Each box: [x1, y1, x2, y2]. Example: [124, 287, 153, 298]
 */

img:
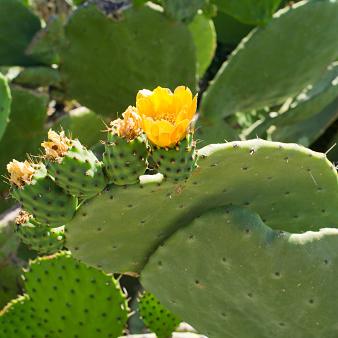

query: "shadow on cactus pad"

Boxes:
[142, 206, 338, 338]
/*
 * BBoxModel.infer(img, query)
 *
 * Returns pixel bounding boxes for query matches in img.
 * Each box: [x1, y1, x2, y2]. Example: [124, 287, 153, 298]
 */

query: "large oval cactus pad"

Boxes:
[61, 4, 196, 115]
[141, 206, 338, 338]
[66, 140, 338, 273]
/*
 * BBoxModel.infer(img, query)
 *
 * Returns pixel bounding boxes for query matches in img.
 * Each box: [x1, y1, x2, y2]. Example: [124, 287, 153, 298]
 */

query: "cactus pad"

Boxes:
[16, 220, 65, 255]
[151, 136, 196, 182]
[103, 133, 148, 185]
[214, 0, 282, 25]
[201, 0, 338, 125]
[0, 87, 48, 195]
[0, 295, 46, 338]
[46, 139, 106, 199]
[0, 73, 11, 141]
[61, 4, 196, 115]
[139, 291, 181, 338]
[66, 140, 338, 274]
[0, 252, 129, 338]
[11, 164, 77, 225]
[142, 206, 338, 338]
[0, 0, 41, 66]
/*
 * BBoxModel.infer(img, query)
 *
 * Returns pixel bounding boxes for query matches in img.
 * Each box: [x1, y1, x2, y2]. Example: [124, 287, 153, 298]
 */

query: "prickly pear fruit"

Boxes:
[42, 130, 106, 199]
[15, 211, 64, 255]
[103, 107, 148, 185]
[151, 134, 196, 182]
[7, 160, 77, 226]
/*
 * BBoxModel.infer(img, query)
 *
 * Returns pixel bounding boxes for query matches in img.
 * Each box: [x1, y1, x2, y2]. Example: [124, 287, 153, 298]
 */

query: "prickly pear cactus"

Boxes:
[66, 140, 338, 274]
[141, 206, 338, 338]
[103, 108, 148, 185]
[42, 131, 106, 199]
[15, 214, 65, 255]
[150, 135, 196, 182]
[139, 291, 181, 338]
[9, 162, 77, 225]
[0, 252, 129, 338]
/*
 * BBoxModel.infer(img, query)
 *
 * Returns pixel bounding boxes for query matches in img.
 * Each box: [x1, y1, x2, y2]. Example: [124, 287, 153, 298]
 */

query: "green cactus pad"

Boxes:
[16, 220, 65, 255]
[0, 86, 48, 196]
[214, 0, 282, 25]
[66, 140, 338, 274]
[269, 97, 338, 147]
[11, 164, 77, 226]
[142, 206, 338, 338]
[55, 107, 103, 148]
[151, 136, 196, 182]
[46, 139, 106, 199]
[0, 295, 46, 338]
[0, 211, 24, 309]
[201, 0, 338, 133]
[103, 133, 148, 185]
[0, 73, 11, 142]
[213, 11, 254, 46]
[189, 13, 216, 78]
[162, 0, 205, 22]
[13, 67, 61, 88]
[26, 15, 65, 65]
[248, 62, 338, 141]
[0, 252, 129, 338]
[61, 4, 196, 115]
[0, 0, 41, 66]
[139, 291, 181, 338]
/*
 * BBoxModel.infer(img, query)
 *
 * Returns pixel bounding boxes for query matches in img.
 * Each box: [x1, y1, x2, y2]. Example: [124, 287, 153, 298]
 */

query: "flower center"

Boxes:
[155, 112, 176, 124]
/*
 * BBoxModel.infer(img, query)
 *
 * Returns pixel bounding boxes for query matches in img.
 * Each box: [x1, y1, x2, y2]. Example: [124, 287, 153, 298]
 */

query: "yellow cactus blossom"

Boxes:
[41, 129, 72, 160]
[136, 86, 197, 148]
[7, 160, 35, 188]
[111, 106, 142, 140]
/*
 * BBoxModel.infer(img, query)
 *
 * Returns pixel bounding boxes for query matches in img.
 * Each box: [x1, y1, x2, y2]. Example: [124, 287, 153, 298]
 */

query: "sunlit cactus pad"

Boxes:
[0, 252, 129, 338]
[141, 206, 338, 338]
[66, 140, 338, 273]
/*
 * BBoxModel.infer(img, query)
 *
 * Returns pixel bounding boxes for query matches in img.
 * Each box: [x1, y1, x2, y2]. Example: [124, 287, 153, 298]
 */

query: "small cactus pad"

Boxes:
[46, 139, 106, 199]
[11, 164, 77, 225]
[16, 220, 65, 255]
[139, 291, 181, 338]
[103, 133, 148, 185]
[0, 252, 129, 338]
[141, 206, 338, 338]
[151, 136, 196, 182]
[66, 140, 338, 273]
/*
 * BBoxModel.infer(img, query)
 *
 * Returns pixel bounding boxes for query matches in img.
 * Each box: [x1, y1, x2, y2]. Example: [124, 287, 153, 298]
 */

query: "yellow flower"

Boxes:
[41, 129, 72, 160]
[111, 106, 142, 140]
[7, 160, 35, 188]
[136, 86, 197, 148]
